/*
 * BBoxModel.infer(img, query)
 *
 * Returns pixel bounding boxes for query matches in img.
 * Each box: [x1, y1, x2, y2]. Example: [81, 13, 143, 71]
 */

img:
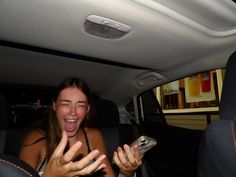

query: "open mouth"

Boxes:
[64, 119, 79, 132]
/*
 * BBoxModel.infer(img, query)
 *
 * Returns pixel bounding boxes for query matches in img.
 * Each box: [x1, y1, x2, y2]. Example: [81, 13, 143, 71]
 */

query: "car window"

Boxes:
[138, 90, 166, 124]
[160, 69, 223, 130]
[136, 69, 224, 130]
[125, 90, 166, 125]
[160, 70, 222, 110]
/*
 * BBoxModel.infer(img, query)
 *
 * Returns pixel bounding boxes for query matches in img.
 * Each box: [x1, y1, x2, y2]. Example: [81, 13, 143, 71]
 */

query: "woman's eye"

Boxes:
[60, 102, 70, 107]
[77, 103, 87, 107]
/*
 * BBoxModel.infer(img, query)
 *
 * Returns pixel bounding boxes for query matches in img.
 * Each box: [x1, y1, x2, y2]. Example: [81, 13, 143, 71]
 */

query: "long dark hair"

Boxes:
[46, 77, 93, 160]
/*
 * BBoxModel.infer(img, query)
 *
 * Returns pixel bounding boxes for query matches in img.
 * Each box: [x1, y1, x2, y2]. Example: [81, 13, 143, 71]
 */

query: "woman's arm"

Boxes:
[19, 129, 47, 170]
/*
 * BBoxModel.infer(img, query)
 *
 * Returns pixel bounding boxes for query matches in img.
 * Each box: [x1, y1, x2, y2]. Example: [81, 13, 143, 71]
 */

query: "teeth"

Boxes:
[66, 119, 77, 123]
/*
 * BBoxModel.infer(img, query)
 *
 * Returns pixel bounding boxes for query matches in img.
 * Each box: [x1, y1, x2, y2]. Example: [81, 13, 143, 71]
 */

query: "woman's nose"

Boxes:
[70, 105, 77, 115]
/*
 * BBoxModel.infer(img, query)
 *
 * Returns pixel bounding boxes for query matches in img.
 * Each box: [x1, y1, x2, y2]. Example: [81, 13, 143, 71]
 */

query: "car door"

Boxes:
[137, 90, 202, 177]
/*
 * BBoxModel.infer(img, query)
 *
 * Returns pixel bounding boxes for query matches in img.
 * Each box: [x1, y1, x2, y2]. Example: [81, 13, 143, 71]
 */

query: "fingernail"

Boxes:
[100, 154, 106, 159]
[92, 149, 99, 155]
[124, 144, 129, 150]
[75, 141, 82, 147]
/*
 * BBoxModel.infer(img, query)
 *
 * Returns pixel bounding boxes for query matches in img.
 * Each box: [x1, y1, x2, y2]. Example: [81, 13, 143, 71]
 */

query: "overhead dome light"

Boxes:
[84, 15, 132, 39]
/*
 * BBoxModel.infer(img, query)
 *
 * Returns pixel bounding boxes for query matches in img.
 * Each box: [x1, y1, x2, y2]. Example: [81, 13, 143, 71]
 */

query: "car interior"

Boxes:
[0, 0, 236, 177]
[0, 153, 40, 177]
[198, 51, 236, 177]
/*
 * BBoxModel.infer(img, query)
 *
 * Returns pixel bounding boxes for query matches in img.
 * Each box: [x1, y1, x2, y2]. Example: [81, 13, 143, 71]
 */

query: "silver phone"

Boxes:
[112, 135, 157, 164]
[131, 135, 157, 155]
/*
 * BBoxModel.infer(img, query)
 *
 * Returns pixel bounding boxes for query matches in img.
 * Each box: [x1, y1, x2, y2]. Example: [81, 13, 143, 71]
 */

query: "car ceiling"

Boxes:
[0, 0, 236, 105]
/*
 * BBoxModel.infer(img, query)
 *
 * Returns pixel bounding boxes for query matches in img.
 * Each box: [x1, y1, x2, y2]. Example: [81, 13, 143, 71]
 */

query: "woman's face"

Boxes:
[53, 87, 90, 138]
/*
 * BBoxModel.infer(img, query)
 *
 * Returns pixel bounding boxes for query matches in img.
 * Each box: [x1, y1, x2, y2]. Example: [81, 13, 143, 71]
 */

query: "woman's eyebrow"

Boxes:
[77, 100, 87, 103]
[59, 99, 71, 102]
[59, 100, 87, 103]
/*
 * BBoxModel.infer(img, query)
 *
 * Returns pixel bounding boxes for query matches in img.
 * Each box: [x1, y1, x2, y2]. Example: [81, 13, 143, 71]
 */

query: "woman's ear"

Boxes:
[86, 104, 90, 113]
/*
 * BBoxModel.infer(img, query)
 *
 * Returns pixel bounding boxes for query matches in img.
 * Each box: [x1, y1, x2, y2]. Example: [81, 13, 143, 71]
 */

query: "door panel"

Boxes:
[138, 90, 202, 177]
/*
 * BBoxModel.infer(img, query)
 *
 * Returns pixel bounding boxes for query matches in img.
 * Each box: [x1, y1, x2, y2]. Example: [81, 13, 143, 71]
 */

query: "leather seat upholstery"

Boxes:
[0, 154, 39, 177]
[198, 51, 236, 177]
[87, 98, 136, 171]
[87, 98, 120, 162]
[0, 94, 10, 154]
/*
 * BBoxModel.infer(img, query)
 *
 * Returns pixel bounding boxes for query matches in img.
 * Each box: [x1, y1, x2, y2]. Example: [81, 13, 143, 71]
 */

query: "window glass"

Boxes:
[126, 100, 135, 117]
[160, 70, 221, 110]
[126, 69, 224, 130]
[140, 90, 163, 123]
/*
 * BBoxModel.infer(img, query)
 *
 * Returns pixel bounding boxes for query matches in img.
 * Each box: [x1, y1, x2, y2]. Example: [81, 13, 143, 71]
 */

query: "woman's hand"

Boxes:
[43, 131, 106, 177]
[113, 144, 142, 177]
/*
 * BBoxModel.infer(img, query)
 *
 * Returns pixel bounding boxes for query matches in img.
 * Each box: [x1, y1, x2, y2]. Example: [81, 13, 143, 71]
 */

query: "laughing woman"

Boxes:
[19, 77, 142, 177]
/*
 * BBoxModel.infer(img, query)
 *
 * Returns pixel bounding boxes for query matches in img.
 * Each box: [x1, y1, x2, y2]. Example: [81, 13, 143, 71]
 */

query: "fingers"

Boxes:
[113, 144, 142, 171]
[132, 144, 142, 165]
[52, 131, 68, 157]
[72, 150, 106, 176]
[113, 145, 131, 170]
[52, 131, 83, 165]
[62, 141, 82, 164]
[72, 150, 104, 170]
[125, 144, 137, 166]
[47, 131, 107, 176]
[113, 148, 126, 169]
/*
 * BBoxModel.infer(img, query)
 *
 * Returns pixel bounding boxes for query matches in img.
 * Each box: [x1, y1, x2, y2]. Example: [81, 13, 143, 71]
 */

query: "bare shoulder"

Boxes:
[22, 128, 46, 146]
[85, 127, 103, 139]
[19, 129, 47, 170]
[85, 127, 106, 148]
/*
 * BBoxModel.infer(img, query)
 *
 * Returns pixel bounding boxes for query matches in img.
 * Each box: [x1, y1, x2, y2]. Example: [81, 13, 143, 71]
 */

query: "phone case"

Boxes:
[131, 135, 157, 155]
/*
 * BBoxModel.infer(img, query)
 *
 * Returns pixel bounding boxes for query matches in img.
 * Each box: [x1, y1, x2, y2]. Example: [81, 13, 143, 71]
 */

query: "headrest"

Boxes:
[0, 94, 10, 130]
[219, 51, 236, 120]
[87, 99, 119, 127]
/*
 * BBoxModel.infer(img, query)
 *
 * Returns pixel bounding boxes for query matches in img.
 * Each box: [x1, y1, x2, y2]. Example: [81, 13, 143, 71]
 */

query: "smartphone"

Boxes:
[112, 135, 157, 164]
[131, 135, 157, 155]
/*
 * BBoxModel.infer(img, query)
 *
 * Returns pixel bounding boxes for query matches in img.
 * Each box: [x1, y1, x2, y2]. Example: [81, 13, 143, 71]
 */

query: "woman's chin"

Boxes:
[66, 130, 77, 138]
[64, 126, 79, 138]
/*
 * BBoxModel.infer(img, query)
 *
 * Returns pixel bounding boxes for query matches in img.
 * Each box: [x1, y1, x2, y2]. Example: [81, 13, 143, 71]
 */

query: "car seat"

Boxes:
[0, 94, 39, 176]
[87, 98, 137, 174]
[88, 98, 121, 162]
[0, 93, 32, 157]
[0, 153, 39, 177]
[88, 99, 135, 157]
[198, 51, 236, 177]
[0, 94, 10, 154]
